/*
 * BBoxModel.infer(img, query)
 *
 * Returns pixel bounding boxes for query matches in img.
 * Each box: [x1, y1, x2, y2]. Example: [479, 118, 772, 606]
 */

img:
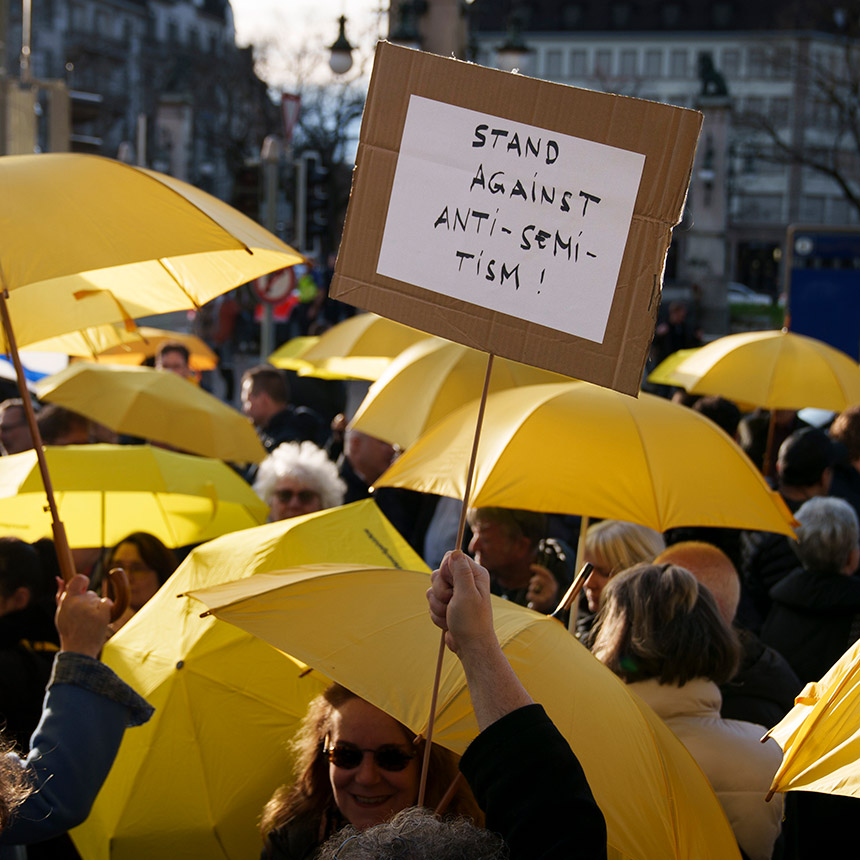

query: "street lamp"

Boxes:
[328, 16, 355, 75]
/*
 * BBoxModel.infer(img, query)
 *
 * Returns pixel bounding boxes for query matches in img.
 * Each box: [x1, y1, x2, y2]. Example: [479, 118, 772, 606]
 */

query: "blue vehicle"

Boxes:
[786, 225, 860, 360]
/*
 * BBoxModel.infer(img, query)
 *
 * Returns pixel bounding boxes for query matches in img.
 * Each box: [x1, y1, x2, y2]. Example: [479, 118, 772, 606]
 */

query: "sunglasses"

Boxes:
[273, 488, 319, 505]
[323, 738, 417, 772]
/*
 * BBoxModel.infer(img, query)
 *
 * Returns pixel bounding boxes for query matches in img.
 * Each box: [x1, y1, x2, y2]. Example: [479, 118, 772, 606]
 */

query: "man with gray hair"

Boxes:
[761, 497, 860, 684]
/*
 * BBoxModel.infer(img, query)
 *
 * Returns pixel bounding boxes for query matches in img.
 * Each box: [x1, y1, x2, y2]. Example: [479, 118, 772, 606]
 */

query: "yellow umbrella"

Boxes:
[27, 324, 219, 372]
[1, 153, 303, 350]
[350, 336, 570, 450]
[0, 444, 267, 548]
[268, 336, 359, 381]
[35, 363, 264, 463]
[376, 381, 796, 535]
[763, 638, 860, 800]
[646, 347, 701, 387]
[297, 313, 428, 380]
[71, 501, 429, 860]
[187, 563, 742, 860]
[668, 329, 860, 411]
[0, 152, 301, 584]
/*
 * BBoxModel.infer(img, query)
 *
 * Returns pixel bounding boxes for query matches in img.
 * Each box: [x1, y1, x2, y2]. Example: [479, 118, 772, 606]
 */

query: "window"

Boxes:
[669, 49, 688, 78]
[95, 10, 111, 36]
[721, 49, 740, 78]
[770, 97, 791, 126]
[570, 49, 587, 77]
[545, 49, 563, 78]
[611, 3, 631, 27]
[662, 4, 681, 26]
[620, 49, 637, 76]
[748, 47, 766, 78]
[738, 193, 783, 222]
[563, 4, 582, 27]
[712, 2, 733, 26]
[800, 196, 826, 223]
[70, 2, 87, 31]
[772, 47, 791, 79]
[644, 49, 662, 77]
[595, 49, 612, 76]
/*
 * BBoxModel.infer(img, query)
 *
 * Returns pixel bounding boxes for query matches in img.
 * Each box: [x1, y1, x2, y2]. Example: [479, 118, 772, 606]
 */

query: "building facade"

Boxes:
[470, 0, 860, 331]
[1, 0, 276, 202]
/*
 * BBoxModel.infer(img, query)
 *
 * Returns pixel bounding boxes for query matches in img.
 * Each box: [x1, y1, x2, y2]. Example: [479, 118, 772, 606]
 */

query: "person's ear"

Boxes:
[8, 586, 31, 612]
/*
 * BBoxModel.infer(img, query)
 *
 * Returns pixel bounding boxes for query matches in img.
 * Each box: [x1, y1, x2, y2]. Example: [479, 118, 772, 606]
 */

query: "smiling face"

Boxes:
[327, 697, 420, 831]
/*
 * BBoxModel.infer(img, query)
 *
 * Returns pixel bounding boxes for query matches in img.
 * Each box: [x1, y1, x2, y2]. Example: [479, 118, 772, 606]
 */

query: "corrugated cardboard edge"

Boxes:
[332, 42, 703, 396]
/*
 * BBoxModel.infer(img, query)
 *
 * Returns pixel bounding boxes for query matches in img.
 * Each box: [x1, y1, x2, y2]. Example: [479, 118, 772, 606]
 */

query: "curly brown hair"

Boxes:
[260, 684, 482, 844]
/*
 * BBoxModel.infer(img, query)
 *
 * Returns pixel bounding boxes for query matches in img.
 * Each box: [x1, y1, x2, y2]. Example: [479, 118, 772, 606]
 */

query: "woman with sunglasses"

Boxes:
[259, 684, 481, 859]
[253, 441, 346, 522]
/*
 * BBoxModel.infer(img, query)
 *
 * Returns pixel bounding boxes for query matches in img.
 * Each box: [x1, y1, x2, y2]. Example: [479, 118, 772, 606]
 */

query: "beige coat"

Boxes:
[629, 677, 783, 860]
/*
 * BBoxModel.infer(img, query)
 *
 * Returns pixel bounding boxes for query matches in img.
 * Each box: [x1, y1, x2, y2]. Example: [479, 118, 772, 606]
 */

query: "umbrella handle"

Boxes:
[104, 567, 131, 622]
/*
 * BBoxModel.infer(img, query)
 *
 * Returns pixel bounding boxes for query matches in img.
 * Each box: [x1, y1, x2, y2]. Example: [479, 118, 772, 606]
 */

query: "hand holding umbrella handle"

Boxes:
[104, 567, 131, 622]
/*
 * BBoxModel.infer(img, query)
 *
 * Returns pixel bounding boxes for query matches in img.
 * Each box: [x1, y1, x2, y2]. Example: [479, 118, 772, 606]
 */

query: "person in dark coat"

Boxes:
[741, 427, 840, 630]
[762, 497, 860, 684]
[241, 366, 327, 453]
[0, 539, 59, 752]
[829, 404, 860, 521]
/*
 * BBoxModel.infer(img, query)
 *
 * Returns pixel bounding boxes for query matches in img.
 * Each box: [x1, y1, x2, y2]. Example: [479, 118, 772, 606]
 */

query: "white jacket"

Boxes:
[629, 677, 783, 860]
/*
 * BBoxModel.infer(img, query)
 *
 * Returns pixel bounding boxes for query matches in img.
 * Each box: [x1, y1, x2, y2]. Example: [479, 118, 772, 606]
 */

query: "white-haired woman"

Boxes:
[253, 441, 346, 522]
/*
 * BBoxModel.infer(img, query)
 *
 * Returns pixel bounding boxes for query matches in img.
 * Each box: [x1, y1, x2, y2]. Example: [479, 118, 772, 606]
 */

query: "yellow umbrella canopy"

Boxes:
[349, 336, 570, 450]
[646, 347, 701, 387]
[0, 444, 268, 548]
[763, 638, 860, 800]
[376, 381, 796, 535]
[297, 313, 428, 380]
[268, 336, 361, 381]
[187, 563, 742, 860]
[27, 324, 219, 372]
[0, 153, 303, 349]
[35, 363, 264, 463]
[667, 329, 860, 411]
[71, 501, 429, 860]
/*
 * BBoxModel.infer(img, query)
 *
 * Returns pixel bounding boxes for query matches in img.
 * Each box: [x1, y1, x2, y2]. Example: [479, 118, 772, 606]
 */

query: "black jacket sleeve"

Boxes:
[459, 704, 607, 860]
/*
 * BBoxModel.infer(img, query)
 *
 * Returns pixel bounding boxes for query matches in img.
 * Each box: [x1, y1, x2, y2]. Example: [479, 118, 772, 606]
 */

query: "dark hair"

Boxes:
[467, 507, 547, 549]
[592, 563, 740, 687]
[156, 341, 191, 365]
[109, 532, 178, 586]
[692, 396, 741, 438]
[777, 428, 839, 488]
[243, 365, 289, 406]
[0, 538, 43, 599]
[36, 405, 90, 445]
[260, 684, 481, 841]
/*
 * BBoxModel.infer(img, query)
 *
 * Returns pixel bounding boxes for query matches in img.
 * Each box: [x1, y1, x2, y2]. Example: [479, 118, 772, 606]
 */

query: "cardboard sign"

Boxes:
[331, 43, 702, 395]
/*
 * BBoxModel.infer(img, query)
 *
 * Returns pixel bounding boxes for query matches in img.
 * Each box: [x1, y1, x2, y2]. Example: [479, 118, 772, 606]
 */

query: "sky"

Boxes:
[228, 0, 384, 87]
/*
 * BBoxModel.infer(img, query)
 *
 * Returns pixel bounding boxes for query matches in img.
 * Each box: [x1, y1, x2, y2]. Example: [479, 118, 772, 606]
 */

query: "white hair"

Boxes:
[794, 497, 860, 574]
[253, 441, 346, 511]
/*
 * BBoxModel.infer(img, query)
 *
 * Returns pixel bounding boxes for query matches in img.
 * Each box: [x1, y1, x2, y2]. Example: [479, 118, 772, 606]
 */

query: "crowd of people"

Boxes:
[1, 302, 859, 860]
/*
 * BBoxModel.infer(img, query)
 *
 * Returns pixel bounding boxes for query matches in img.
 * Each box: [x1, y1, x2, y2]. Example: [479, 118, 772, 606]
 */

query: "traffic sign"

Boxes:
[253, 267, 296, 305]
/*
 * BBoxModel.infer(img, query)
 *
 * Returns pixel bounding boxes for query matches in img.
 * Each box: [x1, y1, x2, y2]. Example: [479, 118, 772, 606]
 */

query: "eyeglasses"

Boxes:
[273, 488, 319, 505]
[323, 737, 417, 772]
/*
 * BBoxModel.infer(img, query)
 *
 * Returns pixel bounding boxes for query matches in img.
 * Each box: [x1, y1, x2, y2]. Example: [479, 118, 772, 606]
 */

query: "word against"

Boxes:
[377, 96, 645, 343]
